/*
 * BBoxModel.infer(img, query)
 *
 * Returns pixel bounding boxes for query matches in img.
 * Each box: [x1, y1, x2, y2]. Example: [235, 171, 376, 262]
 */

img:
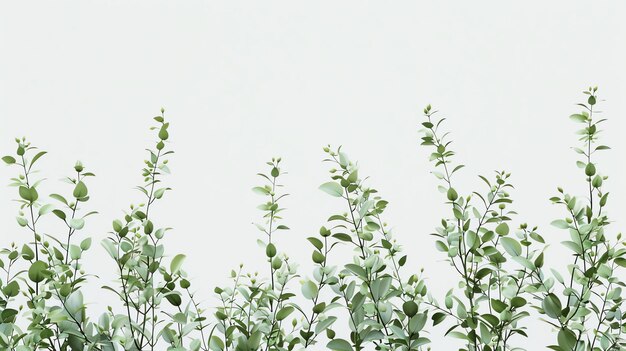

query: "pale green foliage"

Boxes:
[318, 146, 431, 351]
[212, 159, 303, 351]
[1, 86, 624, 351]
[419, 105, 544, 351]
[1, 111, 207, 351]
[1, 137, 100, 350]
[100, 111, 207, 351]
[526, 88, 626, 351]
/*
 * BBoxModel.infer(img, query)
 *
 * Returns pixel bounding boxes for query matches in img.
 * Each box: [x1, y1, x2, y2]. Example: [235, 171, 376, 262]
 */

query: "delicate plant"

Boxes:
[100, 110, 209, 351]
[418, 106, 545, 351]
[2, 87, 624, 351]
[212, 158, 302, 351]
[526, 87, 626, 350]
[317, 146, 432, 351]
[2, 139, 101, 350]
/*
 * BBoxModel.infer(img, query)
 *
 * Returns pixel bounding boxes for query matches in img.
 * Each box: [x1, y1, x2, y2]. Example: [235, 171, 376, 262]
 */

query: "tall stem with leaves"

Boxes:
[318, 146, 431, 351]
[527, 87, 626, 350]
[101, 110, 202, 350]
[419, 105, 543, 351]
[213, 158, 300, 351]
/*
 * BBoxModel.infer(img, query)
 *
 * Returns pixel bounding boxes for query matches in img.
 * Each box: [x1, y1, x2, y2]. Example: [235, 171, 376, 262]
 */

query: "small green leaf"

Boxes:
[614, 257, 626, 268]
[159, 127, 169, 140]
[69, 218, 85, 230]
[21, 244, 35, 260]
[550, 219, 569, 229]
[491, 299, 507, 313]
[73, 181, 88, 198]
[558, 328, 577, 350]
[500, 237, 521, 256]
[446, 187, 459, 201]
[301, 280, 318, 300]
[319, 182, 343, 197]
[29, 151, 47, 169]
[70, 245, 82, 260]
[542, 293, 562, 319]
[569, 114, 587, 123]
[266, 243, 277, 258]
[585, 163, 596, 177]
[80, 237, 92, 250]
[170, 254, 186, 274]
[495, 222, 509, 236]
[403, 301, 418, 317]
[271, 167, 280, 177]
[28, 261, 49, 283]
[38, 204, 54, 216]
[276, 306, 294, 321]
[327, 339, 353, 351]
[19, 186, 37, 202]
[2, 156, 16, 164]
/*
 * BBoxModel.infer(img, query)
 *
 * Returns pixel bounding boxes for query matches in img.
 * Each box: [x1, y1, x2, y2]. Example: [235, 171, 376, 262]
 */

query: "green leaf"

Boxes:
[432, 312, 447, 326]
[170, 254, 186, 274]
[50, 193, 68, 205]
[165, 292, 182, 306]
[315, 316, 337, 334]
[21, 244, 35, 260]
[512, 256, 535, 270]
[19, 186, 38, 202]
[500, 237, 521, 256]
[446, 187, 459, 201]
[327, 339, 353, 351]
[70, 245, 82, 260]
[73, 181, 88, 198]
[159, 127, 169, 140]
[38, 204, 54, 216]
[28, 261, 49, 283]
[542, 293, 562, 319]
[16, 216, 28, 227]
[511, 296, 527, 308]
[266, 243, 277, 258]
[495, 222, 509, 236]
[585, 163, 596, 177]
[80, 237, 92, 250]
[271, 167, 279, 177]
[2, 156, 16, 164]
[66, 291, 84, 323]
[252, 186, 270, 195]
[301, 280, 318, 300]
[69, 218, 85, 230]
[307, 237, 323, 250]
[569, 114, 587, 123]
[402, 301, 418, 317]
[408, 313, 428, 333]
[491, 299, 507, 313]
[2, 281, 19, 297]
[435, 240, 448, 252]
[614, 257, 626, 268]
[562, 241, 582, 255]
[29, 151, 47, 169]
[557, 328, 576, 350]
[319, 182, 343, 197]
[276, 306, 294, 321]
[550, 219, 569, 229]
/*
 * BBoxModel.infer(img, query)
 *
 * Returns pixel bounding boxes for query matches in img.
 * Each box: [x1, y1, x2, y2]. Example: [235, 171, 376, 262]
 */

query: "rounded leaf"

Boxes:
[73, 181, 88, 199]
[446, 187, 459, 201]
[28, 261, 49, 283]
[319, 182, 343, 197]
[403, 300, 418, 317]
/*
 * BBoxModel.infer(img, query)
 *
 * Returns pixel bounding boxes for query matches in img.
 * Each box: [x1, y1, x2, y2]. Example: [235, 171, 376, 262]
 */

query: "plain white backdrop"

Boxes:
[1, 1, 625, 349]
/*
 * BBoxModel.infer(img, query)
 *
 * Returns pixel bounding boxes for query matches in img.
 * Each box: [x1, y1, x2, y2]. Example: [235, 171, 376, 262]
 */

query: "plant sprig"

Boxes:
[419, 106, 543, 351]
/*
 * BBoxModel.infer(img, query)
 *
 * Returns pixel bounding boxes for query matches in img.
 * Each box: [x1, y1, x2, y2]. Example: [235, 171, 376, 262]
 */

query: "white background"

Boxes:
[1, 1, 625, 349]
